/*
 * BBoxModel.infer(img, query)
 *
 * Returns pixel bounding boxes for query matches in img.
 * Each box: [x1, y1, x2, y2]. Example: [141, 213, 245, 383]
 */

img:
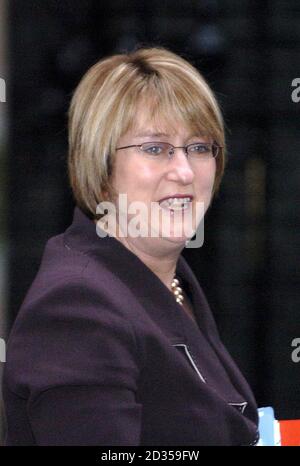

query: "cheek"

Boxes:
[111, 158, 133, 191]
[195, 163, 216, 193]
[111, 159, 156, 198]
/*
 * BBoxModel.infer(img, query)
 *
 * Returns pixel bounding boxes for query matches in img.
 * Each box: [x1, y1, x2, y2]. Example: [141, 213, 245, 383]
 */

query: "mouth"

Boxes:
[158, 196, 193, 212]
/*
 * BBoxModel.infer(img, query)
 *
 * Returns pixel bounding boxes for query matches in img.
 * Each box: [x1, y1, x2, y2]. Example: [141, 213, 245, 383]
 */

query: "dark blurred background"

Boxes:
[2, 0, 300, 443]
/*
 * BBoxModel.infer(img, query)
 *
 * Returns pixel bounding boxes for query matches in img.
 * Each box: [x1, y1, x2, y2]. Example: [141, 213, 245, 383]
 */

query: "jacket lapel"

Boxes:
[176, 256, 257, 409]
[65, 207, 256, 412]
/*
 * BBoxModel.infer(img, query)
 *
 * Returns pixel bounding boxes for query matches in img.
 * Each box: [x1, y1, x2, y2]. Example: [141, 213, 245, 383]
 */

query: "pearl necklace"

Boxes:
[171, 276, 184, 305]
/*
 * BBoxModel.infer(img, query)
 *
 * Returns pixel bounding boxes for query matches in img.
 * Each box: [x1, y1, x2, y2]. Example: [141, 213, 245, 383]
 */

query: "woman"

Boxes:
[3, 47, 259, 445]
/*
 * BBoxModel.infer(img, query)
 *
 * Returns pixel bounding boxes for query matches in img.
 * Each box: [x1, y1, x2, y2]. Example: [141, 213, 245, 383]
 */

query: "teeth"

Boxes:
[159, 197, 192, 210]
[168, 197, 191, 205]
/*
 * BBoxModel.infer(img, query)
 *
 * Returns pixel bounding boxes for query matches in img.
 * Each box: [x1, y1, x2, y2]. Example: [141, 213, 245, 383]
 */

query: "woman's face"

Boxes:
[106, 106, 216, 253]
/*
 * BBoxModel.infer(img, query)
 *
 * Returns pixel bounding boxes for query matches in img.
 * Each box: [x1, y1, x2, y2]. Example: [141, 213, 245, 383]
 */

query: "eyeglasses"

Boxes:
[115, 142, 222, 159]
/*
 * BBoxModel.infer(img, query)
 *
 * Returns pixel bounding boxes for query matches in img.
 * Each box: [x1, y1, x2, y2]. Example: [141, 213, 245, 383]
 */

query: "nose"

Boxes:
[165, 149, 195, 184]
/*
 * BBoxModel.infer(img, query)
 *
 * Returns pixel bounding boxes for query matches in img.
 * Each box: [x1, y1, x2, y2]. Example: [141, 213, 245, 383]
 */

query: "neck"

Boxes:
[114, 234, 181, 291]
[94, 217, 184, 291]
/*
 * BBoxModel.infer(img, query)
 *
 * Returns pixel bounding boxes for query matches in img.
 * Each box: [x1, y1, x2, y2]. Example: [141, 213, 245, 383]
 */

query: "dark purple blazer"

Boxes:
[3, 207, 258, 445]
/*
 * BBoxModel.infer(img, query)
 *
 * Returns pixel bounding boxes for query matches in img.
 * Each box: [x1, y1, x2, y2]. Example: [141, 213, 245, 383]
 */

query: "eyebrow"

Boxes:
[133, 130, 208, 140]
[133, 131, 170, 138]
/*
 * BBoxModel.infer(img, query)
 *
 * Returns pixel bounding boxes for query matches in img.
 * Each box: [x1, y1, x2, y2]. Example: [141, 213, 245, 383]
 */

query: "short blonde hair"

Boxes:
[68, 47, 226, 218]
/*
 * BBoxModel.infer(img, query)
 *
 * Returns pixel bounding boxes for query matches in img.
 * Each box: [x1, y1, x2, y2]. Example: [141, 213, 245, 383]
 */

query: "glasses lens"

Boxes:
[141, 142, 171, 156]
[187, 143, 213, 158]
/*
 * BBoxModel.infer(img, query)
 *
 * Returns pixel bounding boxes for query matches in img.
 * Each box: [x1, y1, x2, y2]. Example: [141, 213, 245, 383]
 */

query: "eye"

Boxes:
[188, 143, 211, 154]
[141, 143, 166, 156]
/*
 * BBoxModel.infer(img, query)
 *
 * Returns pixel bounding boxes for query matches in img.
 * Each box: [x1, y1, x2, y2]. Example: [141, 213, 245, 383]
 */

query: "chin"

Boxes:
[160, 229, 192, 245]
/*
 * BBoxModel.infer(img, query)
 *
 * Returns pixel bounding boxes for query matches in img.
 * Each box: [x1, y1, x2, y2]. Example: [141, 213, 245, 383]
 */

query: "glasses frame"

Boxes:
[116, 141, 222, 159]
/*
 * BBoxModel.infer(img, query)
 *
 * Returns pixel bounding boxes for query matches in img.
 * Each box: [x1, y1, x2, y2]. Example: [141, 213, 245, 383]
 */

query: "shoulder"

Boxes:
[4, 234, 141, 400]
[19, 229, 135, 316]
[8, 233, 138, 342]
